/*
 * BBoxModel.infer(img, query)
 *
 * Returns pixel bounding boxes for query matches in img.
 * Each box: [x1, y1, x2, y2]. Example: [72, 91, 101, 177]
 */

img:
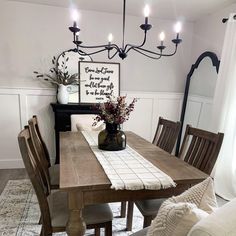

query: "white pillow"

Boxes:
[188, 198, 236, 236]
[147, 177, 217, 236]
[168, 177, 218, 213]
[147, 202, 208, 236]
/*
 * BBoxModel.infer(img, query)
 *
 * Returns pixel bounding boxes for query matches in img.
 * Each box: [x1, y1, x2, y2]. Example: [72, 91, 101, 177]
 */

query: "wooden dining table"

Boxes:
[60, 131, 208, 236]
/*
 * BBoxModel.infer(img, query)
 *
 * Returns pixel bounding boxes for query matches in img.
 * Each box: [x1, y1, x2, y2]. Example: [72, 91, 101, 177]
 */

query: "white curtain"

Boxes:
[211, 14, 236, 200]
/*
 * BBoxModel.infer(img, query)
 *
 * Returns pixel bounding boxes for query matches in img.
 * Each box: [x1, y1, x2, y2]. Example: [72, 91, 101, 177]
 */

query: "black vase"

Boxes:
[98, 123, 126, 151]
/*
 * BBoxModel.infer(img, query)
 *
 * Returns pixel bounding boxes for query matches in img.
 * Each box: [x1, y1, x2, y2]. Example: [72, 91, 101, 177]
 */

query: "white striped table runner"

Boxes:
[82, 131, 176, 190]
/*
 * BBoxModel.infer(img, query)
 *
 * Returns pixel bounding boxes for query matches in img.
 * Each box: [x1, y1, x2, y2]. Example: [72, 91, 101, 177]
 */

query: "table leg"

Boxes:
[66, 191, 86, 236]
[126, 201, 134, 231]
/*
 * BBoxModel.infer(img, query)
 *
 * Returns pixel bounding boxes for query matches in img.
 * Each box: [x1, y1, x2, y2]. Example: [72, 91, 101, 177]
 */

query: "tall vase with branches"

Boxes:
[34, 53, 79, 104]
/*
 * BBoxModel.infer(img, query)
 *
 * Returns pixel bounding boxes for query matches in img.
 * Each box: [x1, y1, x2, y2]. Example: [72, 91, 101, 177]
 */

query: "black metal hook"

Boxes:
[222, 14, 236, 23]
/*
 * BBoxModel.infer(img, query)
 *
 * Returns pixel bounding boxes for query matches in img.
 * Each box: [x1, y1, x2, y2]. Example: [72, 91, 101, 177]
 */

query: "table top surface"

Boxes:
[60, 131, 208, 190]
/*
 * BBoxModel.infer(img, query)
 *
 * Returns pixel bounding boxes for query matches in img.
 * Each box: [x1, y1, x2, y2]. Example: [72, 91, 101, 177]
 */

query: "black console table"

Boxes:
[51, 103, 98, 164]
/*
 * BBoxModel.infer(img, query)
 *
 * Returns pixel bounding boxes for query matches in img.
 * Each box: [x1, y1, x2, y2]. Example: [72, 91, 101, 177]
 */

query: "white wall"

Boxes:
[192, 3, 236, 61]
[0, 1, 193, 92]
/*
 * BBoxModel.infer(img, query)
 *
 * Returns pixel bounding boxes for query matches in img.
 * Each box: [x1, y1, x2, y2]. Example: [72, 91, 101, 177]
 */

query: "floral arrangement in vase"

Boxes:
[93, 96, 137, 126]
[93, 96, 137, 151]
[33, 53, 79, 104]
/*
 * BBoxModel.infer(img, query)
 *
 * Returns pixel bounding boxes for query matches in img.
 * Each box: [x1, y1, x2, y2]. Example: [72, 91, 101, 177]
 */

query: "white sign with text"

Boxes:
[79, 61, 120, 103]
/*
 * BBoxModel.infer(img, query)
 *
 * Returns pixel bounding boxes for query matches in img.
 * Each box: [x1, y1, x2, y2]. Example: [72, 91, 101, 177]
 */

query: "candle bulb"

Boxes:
[72, 9, 79, 28]
[174, 21, 182, 39]
[159, 32, 165, 46]
[108, 33, 113, 44]
[144, 5, 150, 24]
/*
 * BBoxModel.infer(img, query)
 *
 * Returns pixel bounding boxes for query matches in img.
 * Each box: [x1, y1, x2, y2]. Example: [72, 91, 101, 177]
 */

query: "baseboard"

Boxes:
[0, 159, 25, 169]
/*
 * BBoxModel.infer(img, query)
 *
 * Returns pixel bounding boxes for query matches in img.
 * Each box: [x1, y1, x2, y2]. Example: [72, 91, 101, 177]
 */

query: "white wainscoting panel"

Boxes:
[0, 87, 56, 168]
[0, 87, 183, 168]
[122, 92, 183, 142]
[181, 95, 213, 145]
[123, 97, 154, 141]
[26, 93, 56, 164]
[0, 93, 22, 168]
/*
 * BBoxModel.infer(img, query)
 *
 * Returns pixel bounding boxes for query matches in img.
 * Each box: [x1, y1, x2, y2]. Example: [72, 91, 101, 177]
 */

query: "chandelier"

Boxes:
[69, 0, 182, 60]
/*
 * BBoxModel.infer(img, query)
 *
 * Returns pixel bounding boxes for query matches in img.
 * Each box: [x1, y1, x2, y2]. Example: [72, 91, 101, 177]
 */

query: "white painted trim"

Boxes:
[0, 159, 25, 169]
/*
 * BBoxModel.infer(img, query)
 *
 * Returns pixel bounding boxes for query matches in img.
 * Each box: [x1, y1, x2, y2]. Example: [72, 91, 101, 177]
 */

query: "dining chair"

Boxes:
[28, 115, 59, 189]
[126, 124, 224, 231]
[125, 117, 181, 229]
[124, 117, 182, 224]
[152, 116, 181, 153]
[18, 126, 113, 236]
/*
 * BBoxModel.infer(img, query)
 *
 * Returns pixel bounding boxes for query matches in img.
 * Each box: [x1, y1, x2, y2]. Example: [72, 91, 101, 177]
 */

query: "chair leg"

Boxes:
[105, 221, 112, 236]
[40, 226, 46, 236]
[120, 201, 127, 218]
[95, 228, 100, 236]
[143, 215, 153, 228]
[126, 201, 134, 231]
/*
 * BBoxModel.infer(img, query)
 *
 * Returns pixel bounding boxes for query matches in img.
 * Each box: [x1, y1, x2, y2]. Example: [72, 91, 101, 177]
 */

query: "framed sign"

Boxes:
[79, 61, 120, 103]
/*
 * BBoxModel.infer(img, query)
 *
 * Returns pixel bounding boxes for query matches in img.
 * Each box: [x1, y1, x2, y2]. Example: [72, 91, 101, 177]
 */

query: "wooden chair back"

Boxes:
[28, 116, 51, 182]
[179, 125, 224, 175]
[30, 115, 51, 166]
[18, 127, 52, 233]
[152, 117, 181, 153]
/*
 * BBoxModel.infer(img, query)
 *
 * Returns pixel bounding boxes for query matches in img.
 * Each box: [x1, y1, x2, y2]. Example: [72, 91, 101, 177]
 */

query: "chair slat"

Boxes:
[184, 135, 197, 163]
[153, 117, 181, 154]
[194, 139, 209, 169]
[179, 125, 224, 175]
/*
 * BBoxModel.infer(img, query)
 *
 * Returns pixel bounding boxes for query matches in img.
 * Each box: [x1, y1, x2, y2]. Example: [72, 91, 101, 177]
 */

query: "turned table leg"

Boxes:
[66, 191, 86, 236]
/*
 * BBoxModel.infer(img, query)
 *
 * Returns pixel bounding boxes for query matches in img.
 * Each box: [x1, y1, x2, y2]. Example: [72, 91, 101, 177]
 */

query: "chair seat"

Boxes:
[49, 164, 59, 187]
[131, 227, 149, 236]
[135, 199, 165, 216]
[49, 191, 113, 228]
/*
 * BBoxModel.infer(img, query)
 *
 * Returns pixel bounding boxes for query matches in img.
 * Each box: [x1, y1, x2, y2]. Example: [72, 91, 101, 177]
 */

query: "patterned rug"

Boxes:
[0, 179, 144, 236]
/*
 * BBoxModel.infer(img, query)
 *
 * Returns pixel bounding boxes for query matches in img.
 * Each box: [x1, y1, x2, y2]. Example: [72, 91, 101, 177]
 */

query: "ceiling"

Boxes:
[7, 0, 236, 21]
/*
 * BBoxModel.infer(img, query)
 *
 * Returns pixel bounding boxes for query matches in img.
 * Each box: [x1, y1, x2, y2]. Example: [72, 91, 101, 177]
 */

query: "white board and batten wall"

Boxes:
[0, 86, 213, 169]
[0, 87, 56, 169]
[0, 86, 184, 169]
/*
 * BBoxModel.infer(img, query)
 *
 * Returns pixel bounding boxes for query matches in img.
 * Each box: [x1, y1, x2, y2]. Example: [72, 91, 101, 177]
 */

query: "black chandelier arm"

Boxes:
[78, 43, 120, 52]
[108, 49, 119, 59]
[133, 48, 162, 60]
[136, 44, 178, 57]
[78, 44, 111, 49]
[76, 48, 108, 56]
[77, 49, 93, 61]
[124, 31, 148, 53]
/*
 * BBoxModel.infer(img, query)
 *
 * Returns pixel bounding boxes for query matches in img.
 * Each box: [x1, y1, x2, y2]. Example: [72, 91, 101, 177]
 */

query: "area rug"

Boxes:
[0, 179, 143, 236]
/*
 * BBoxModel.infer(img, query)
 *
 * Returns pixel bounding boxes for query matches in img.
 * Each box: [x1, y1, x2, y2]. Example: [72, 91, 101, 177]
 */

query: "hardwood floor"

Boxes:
[0, 168, 28, 194]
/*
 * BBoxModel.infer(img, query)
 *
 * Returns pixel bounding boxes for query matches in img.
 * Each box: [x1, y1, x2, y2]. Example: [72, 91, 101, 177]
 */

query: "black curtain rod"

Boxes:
[222, 14, 236, 23]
